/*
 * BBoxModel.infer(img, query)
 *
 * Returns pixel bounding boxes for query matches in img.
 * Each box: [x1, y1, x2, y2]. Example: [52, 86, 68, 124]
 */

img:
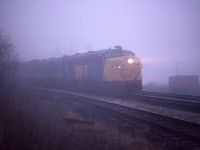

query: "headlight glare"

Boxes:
[127, 58, 134, 64]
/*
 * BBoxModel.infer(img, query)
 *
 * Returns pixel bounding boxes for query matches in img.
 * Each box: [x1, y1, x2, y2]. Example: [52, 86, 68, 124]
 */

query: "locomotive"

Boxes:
[19, 46, 142, 94]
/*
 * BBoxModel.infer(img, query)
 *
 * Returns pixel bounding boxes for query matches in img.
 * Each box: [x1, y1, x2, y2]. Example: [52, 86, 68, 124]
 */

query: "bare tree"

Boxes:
[0, 31, 18, 92]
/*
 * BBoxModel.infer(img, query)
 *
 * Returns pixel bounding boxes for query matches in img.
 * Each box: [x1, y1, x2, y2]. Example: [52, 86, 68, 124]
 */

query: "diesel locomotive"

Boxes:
[19, 46, 142, 94]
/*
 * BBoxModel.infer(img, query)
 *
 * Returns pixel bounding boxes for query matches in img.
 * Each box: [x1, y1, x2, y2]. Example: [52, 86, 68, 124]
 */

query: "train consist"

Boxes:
[19, 46, 142, 94]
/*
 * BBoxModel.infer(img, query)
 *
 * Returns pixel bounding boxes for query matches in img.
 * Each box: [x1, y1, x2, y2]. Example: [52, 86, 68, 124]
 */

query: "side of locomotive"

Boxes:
[20, 46, 142, 94]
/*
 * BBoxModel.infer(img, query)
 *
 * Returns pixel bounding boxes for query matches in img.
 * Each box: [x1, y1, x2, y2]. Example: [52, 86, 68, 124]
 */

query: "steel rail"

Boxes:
[131, 93, 200, 113]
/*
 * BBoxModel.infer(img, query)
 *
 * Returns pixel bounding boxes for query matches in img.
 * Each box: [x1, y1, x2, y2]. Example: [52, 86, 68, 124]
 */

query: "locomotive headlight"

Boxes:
[127, 58, 134, 64]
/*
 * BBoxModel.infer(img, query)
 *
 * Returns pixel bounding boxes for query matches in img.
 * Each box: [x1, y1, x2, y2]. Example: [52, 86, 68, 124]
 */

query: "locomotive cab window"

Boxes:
[121, 51, 135, 57]
[105, 51, 135, 59]
[105, 51, 121, 58]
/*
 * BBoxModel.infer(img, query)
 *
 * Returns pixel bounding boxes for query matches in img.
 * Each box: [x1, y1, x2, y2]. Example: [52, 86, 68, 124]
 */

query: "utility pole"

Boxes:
[175, 62, 180, 76]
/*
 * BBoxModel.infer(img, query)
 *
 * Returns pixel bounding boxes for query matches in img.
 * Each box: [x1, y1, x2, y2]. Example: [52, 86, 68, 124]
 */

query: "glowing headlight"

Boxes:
[127, 58, 134, 64]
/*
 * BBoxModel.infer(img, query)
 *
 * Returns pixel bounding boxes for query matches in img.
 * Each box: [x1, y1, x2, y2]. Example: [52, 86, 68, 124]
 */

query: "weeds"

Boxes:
[0, 88, 161, 150]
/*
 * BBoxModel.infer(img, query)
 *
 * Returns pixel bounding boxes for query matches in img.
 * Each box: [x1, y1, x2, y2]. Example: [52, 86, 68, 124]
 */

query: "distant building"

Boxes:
[169, 75, 199, 93]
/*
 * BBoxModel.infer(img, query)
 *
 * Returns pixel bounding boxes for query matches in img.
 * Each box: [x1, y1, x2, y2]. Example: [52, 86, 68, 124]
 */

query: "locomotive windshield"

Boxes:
[105, 51, 134, 58]
[121, 51, 135, 56]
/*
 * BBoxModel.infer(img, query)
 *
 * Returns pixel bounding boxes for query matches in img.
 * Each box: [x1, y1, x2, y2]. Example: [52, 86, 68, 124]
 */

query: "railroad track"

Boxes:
[142, 91, 200, 101]
[33, 87, 200, 150]
[131, 92, 200, 113]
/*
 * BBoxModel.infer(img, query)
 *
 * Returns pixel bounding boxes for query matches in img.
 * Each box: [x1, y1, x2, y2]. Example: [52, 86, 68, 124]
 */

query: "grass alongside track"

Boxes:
[0, 87, 161, 150]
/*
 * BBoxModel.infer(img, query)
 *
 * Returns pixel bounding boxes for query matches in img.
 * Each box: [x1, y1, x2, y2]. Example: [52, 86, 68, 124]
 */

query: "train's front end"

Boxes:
[103, 47, 142, 94]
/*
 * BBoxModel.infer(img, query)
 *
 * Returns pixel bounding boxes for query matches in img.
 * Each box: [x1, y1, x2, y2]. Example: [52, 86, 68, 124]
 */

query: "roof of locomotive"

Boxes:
[23, 46, 135, 65]
[63, 47, 135, 64]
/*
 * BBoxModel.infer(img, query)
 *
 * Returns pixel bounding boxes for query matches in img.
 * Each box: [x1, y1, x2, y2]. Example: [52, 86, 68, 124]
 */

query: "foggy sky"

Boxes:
[0, 0, 200, 84]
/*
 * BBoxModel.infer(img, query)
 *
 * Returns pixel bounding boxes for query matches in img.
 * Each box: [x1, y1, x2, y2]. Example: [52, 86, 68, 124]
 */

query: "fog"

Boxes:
[0, 0, 200, 84]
